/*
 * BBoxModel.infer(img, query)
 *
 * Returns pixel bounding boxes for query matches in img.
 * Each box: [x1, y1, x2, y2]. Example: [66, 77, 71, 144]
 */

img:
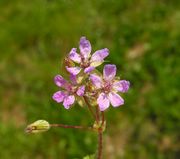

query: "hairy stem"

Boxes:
[50, 124, 93, 131]
[96, 107, 104, 159]
[83, 97, 105, 159]
[97, 131, 103, 159]
[101, 111, 105, 126]
[96, 105, 100, 122]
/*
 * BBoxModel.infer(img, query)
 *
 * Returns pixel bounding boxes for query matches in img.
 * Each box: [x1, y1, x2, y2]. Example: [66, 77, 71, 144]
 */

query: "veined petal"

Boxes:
[108, 92, 124, 107]
[76, 85, 85, 96]
[79, 37, 91, 60]
[52, 91, 66, 103]
[69, 48, 81, 63]
[66, 66, 81, 75]
[113, 80, 130, 93]
[97, 93, 110, 111]
[84, 66, 95, 74]
[90, 48, 109, 67]
[90, 74, 102, 89]
[103, 64, 117, 81]
[63, 95, 75, 109]
[54, 75, 67, 87]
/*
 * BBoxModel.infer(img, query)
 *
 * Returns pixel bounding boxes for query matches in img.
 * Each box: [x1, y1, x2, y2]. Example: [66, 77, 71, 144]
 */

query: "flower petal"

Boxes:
[108, 92, 124, 107]
[54, 75, 67, 87]
[52, 91, 66, 103]
[63, 95, 75, 109]
[103, 64, 117, 81]
[79, 37, 91, 60]
[70, 74, 77, 85]
[113, 80, 130, 93]
[97, 93, 110, 111]
[90, 74, 102, 89]
[84, 66, 95, 74]
[66, 66, 81, 75]
[90, 48, 109, 67]
[76, 85, 85, 96]
[69, 48, 81, 63]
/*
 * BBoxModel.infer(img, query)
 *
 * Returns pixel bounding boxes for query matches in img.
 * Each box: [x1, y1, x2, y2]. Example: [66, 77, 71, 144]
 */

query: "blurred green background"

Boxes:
[0, 0, 179, 158]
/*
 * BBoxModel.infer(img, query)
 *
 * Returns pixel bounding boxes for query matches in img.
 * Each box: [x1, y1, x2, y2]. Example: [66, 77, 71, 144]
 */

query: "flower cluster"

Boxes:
[53, 37, 130, 111]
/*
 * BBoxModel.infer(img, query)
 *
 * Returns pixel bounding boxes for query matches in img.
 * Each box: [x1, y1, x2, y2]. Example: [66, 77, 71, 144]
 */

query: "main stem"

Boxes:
[96, 108, 105, 159]
[97, 131, 103, 159]
[83, 97, 105, 159]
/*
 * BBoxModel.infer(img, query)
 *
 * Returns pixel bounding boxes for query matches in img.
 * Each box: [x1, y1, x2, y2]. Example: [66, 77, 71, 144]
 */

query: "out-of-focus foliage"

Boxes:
[0, 0, 179, 158]
[83, 154, 95, 159]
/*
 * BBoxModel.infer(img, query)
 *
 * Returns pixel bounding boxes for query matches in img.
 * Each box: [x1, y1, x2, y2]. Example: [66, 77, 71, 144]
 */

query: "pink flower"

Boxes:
[52, 75, 85, 109]
[90, 64, 130, 111]
[66, 37, 109, 75]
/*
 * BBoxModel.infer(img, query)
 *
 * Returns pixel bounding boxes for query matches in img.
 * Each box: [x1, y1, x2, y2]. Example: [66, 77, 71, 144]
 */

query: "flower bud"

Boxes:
[25, 120, 50, 134]
[76, 97, 85, 107]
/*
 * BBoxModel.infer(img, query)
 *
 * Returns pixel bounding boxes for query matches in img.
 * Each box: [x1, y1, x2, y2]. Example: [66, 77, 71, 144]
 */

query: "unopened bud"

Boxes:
[25, 120, 50, 134]
[76, 74, 85, 83]
[76, 97, 85, 107]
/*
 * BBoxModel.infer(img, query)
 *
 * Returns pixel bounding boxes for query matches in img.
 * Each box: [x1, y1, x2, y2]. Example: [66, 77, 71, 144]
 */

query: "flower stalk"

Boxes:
[50, 124, 93, 131]
[97, 131, 103, 159]
[26, 36, 130, 159]
[96, 109, 105, 159]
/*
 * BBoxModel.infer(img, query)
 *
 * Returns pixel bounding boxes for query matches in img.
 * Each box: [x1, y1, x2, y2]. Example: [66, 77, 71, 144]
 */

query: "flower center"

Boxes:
[80, 57, 90, 68]
[102, 81, 112, 94]
[66, 85, 77, 94]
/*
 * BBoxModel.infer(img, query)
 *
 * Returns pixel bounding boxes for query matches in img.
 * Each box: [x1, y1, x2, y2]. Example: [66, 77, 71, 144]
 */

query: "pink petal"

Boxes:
[54, 75, 68, 88]
[89, 74, 102, 89]
[70, 74, 77, 85]
[76, 85, 85, 96]
[66, 66, 81, 75]
[84, 66, 95, 74]
[103, 64, 117, 81]
[97, 93, 110, 111]
[63, 95, 75, 109]
[69, 48, 81, 63]
[79, 37, 91, 60]
[113, 80, 130, 93]
[52, 91, 66, 103]
[90, 48, 109, 67]
[108, 92, 124, 107]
